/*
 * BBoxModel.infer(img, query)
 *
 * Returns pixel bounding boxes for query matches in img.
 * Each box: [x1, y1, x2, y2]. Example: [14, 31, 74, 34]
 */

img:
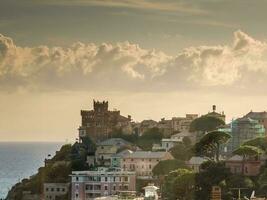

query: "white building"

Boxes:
[143, 184, 159, 200]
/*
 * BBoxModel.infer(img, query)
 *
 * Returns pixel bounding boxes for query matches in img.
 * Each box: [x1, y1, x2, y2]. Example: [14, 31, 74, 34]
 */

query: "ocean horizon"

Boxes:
[0, 142, 64, 199]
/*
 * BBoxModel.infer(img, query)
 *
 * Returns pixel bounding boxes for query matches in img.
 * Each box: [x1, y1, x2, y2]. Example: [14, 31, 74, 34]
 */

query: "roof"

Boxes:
[122, 151, 171, 159]
[188, 156, 208, 165]
[97, 138, 131, 147]
[143, 185, 159, 190]
[227, 155, 243, 161]
[246, 111, 267, 119]
[112, 149, 133, 157]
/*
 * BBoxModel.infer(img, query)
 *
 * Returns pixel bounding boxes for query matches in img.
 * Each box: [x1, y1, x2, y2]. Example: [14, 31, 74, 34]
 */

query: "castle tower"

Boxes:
[93, 100, 108, 112]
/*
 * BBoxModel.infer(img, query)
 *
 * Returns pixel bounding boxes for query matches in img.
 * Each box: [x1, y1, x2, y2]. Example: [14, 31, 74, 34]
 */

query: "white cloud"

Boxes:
[1, 30, 267, 93]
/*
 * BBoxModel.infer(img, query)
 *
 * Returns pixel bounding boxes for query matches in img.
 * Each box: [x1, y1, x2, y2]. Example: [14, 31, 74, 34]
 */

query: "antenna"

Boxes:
[230, 188, 248, 200]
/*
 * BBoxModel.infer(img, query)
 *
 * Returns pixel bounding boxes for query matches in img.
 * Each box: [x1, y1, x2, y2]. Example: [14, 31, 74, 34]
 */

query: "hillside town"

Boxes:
[6, 100, 267, 200]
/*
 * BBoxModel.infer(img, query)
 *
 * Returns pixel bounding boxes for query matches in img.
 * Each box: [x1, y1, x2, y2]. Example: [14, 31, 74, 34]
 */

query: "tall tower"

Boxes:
[93, 100, 108, 112]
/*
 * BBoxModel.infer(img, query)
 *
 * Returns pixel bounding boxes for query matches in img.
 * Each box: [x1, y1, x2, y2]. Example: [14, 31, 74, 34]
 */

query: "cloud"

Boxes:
[37, 0, 207, 14]
[1, 30, 267, 93]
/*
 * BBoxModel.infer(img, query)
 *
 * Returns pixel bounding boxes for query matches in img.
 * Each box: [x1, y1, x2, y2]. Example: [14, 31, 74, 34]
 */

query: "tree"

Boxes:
[190, 116, 225, 133]
[232, 145, 263, 174]
[137, 127, 163, 150]
[243, 137, 267, 152]
[195, 161, 231, 200]
[163, 168, 195, 200]
[170, 142, 193, 161]
[152, 159, 186, 176]
[194, 131, 231, 161]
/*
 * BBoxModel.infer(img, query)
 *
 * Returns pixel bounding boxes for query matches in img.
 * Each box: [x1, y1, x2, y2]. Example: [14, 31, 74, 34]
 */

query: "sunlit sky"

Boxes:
[1, 0, 267, 141]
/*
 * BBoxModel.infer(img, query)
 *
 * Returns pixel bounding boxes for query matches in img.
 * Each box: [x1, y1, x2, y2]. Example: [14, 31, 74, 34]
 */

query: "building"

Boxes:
[79, 100, 132, 142]
[44, 183, 69, 200]
[170, 130, 196, 144]
[205, 105, 226, 122]
[161, 138, 180, 151]
[223, 117, 265, 155]
[111, 149, 133, 168]
[171, 114, 198, 133]
[95, 138, 132, 166]
[186, 156, 208, 172]
[245, 111, 267, 135]
[136, 120, 158, 136]
[225, 155, 262, 176]
[158, 118, 173, 137]
[70, 168, 136, 200]
[121, 151, 174, 179]
[143, 184, 159, 200]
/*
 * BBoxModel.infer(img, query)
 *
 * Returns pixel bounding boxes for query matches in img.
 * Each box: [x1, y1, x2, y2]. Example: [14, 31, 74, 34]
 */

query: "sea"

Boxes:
[0, 142, 63, 199]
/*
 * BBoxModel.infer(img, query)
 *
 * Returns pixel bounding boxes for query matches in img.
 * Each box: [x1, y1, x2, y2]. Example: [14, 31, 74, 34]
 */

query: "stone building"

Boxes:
[79, 100, 132, 142]
[245, 111, 267, 135]
[70, 168, 136, 200]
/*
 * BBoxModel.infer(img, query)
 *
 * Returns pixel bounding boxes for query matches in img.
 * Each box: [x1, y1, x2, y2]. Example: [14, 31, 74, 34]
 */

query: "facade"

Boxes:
[223, 117, 265, 154]
[171, 114, 198, 133]
[111, 150, 133, 168]
[225, 155, 262, 176]
[245, 111, 267, 135]
[121, 151, 174, 179]
[70, 168, 136, 200]
[158, 118, 173, 137]
[143, 184, 159, 200]
[79, 100, 132, 142]
[137, 120, 158, 136]
[161, 138, 180, 151]
[44, 183, 69, 200]
[186, 156, 208, 172]
[95, 138, 132, 166]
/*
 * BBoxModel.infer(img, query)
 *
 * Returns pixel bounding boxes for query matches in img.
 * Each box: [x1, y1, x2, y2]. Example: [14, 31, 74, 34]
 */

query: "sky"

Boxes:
[1, 0, 267, 141]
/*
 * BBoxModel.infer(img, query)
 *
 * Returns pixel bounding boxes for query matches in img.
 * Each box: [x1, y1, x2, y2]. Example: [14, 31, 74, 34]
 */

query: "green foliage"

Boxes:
[243, 137, 267, 152]
[163, 168, 195, 200]
[190, 116, 225, 133]
[110, 128, 138, 144]
[137, 128, 163, 150]
[194, 131, 231, 161]
[233, 145, 263, 157]
[226, 174, 254, 189]
[195, 161, 231, 200]
[51, 144, 72, 161]
[44, 163, 71, 183]
[152, 159, 186, 176]
[170, 142, 193, 161]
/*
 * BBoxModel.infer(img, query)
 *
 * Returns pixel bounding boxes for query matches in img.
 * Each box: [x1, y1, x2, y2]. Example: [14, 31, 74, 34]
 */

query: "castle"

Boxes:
[78, 100, 132, 142]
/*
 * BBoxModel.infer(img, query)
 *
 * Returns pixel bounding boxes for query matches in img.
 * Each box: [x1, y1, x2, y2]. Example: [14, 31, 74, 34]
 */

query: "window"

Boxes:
[105, 177, 108, 182]
[124, 176, 129, 182]
[149, 164, 152, 169]
[76, 177, 79, 181]
[75, 193, 79, 198]
[105, 186, 108, 190]
[57, 188, 60, 192]
[62, 188, 65, 192]
[113, 185, 116, 190]
[51, 188, 54, 192]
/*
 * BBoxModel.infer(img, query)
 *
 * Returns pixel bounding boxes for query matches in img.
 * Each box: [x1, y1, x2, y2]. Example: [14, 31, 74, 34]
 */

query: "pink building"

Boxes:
[70, 168, 136, 200]
[225, 155, 263, 176]
[121, 151, 174, 179]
